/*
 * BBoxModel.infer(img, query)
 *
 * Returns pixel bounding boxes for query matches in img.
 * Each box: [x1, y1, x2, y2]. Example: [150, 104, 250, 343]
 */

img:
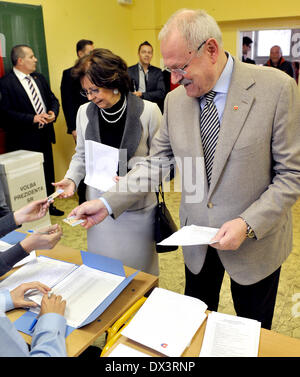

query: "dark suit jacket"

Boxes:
[0, 70, 59, 152]
[128, 64, 166, 112]
[60, 67, 88, 134]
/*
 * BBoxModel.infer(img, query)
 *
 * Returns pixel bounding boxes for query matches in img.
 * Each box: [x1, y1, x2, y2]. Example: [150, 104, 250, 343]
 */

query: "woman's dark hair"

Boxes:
[72, 48, 131, 94]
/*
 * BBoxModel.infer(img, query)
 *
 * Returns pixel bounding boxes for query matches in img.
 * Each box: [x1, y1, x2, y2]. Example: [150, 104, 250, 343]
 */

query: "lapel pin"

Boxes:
[233, 105, 238, 110]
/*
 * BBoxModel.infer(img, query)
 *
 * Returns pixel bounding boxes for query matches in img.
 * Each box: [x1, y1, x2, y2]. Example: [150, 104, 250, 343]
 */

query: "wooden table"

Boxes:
[3, 244, 158, 357]
[104, 313, 300, 357]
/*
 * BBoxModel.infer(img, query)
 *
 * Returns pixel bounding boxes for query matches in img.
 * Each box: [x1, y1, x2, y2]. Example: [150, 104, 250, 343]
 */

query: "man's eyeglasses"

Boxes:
[80, 88, 100, 97]
[164, 40, 207, 76]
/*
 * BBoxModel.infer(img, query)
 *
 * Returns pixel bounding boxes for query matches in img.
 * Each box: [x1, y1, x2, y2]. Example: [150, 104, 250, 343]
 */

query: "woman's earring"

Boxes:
[113, 89, 119, 95]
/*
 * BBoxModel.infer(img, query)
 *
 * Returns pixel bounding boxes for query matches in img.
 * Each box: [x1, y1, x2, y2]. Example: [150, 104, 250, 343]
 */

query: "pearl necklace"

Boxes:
[100, 97, 127, 124]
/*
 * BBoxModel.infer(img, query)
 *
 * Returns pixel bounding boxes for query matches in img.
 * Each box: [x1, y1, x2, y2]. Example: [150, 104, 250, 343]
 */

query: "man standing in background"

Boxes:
[128, 41, 166, 112]
[0, 44, 63, 216]
[264, 45, 294, 78]
[242, 36, 256, 64]
[60, 39, 94, 204]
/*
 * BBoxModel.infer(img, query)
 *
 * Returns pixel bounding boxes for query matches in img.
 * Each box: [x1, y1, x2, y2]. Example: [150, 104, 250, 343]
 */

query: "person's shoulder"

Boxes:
[149, 65, 162, 73]
[128, 64, 138, 71]
[0, 70, 15, 84]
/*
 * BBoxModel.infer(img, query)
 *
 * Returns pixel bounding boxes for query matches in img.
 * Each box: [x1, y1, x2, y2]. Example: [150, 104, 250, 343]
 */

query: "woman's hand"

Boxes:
[52, 179, 76, 198]
[10, 282, 50, 309]
[20, 224, 63, 253]
[14, 199, 50, 225]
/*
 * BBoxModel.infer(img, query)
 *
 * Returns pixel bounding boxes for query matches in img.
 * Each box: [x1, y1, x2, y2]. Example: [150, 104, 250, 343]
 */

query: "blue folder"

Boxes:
[1, 230, 27, 244]
[13, 250, 139, 337]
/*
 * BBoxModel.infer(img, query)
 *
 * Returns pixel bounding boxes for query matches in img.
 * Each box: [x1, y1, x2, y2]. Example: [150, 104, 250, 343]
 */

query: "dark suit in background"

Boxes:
[128, 64, 166, 112]
[60, 67, 88, 135]
[0, 70, 59, 196]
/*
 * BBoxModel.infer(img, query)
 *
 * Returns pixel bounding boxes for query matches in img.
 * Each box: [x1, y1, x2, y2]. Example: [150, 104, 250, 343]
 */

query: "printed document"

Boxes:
[0, 256, 76, 291]
[30, 264, 125, 328]
[157, 225, 219, 246]
[199, 311, 261, 357]
[84, 139, 119, 191]
[121, 287, 207, 357]
[0, 256, 125, 328]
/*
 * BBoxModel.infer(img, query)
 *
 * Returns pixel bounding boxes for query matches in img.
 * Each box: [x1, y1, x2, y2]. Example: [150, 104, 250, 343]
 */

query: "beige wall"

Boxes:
[2, 0, 300, 180]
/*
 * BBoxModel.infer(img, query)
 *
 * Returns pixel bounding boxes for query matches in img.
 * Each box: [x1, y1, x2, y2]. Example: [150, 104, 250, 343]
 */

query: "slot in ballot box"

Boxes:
[0, 150, 50, 231]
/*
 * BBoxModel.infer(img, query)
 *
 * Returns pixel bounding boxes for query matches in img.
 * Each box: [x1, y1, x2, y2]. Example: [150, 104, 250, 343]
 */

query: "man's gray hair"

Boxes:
[158, 9, 223, 50]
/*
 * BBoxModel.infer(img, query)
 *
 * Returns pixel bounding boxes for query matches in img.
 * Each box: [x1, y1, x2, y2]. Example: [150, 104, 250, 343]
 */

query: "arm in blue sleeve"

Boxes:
[30, 313, 67, 357]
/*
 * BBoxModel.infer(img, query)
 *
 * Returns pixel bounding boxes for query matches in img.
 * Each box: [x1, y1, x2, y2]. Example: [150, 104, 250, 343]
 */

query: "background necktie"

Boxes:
[25, 76, 44, 115]
[200, 91, 220, 185]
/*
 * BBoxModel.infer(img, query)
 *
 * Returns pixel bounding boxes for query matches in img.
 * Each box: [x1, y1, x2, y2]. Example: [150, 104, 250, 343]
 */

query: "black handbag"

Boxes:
[154, 183, 178, 253]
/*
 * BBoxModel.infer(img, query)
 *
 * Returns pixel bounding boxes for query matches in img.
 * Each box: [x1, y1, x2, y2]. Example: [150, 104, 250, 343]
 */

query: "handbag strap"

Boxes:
[155, 183, 165, 204]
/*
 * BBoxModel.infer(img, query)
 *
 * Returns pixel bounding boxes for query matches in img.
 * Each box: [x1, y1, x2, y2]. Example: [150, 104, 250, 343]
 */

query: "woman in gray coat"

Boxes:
[54, 49, 162, 275]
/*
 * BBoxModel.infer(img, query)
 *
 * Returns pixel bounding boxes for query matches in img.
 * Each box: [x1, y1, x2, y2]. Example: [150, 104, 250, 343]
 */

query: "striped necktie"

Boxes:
[25, 76, 44, 115]
[200, 91, 220, 185]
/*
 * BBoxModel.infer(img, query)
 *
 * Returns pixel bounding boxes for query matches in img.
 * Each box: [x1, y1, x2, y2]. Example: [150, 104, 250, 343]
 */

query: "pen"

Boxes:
[29, 318, 38, 332]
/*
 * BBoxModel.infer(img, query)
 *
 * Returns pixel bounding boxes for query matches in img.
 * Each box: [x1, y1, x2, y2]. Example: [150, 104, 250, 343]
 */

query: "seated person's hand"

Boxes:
[20, 224, 63, 253]
[14, 198, 50, 225]
[10, 281, 50, 309]
[40, 293, 66, 317]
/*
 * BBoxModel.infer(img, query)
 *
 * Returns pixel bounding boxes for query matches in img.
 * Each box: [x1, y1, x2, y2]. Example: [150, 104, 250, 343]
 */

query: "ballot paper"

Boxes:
[199, 311, 261, 357]
[84, 139, 119, 192]
[157, 225, 219, 246]
[108, 344, 151, 357]
[121, 287, 207, 357]
[0, 240, 36, 267]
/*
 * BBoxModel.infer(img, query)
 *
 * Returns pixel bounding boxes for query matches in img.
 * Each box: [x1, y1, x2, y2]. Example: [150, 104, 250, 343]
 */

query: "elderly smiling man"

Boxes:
[68, 9, 300, 330]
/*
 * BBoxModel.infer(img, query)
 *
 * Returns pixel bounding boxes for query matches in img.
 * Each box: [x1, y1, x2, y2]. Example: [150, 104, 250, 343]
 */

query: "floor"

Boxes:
[50, 186, 300, 346]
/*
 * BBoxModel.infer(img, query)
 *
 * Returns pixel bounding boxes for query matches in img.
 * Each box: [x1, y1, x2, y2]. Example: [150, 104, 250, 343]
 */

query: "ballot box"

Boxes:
[0, 150, 51, 231]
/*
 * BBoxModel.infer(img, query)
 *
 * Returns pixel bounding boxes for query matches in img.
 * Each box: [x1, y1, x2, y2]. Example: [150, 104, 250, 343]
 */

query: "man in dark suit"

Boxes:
[0, 44, 63, 216]
[60, 39, 94, 204]
[242, 36, 256, 64]
[60, 39, 94, 141]
[128, 41, 166, 112]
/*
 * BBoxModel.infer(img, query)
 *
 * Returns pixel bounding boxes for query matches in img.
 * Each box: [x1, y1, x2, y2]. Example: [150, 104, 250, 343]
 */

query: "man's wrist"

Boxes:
[239, 217, 256, 239]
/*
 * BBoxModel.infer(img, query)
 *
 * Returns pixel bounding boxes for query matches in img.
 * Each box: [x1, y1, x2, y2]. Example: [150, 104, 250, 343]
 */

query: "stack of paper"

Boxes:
[199, 311, 261, 357]
[121, 287, 207, 357]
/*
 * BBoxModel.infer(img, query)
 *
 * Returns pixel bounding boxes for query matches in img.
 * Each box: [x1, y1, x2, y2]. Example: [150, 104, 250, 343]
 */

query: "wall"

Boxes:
[2, 0, 300, 179]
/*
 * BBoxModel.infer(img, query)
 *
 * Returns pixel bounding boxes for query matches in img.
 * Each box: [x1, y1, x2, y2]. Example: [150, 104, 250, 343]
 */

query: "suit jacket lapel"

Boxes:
[11, 71, 34, 111]
[208, 59, 255, 197]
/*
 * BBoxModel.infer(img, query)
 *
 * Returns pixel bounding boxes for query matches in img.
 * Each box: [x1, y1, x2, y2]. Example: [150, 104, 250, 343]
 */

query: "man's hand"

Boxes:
[45, 110, 56, 123]
[39, 293, 66, 317]
[10, 282, 50, 309]
[210, 218, 247, 250]
[133, 91, 143, 97]
[20, 224, 63, 253]
[72, 130, 77, 142]
[69, 199, 109, 229]
[33, 113, 49, 125]
[14, 198, 50, 225]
